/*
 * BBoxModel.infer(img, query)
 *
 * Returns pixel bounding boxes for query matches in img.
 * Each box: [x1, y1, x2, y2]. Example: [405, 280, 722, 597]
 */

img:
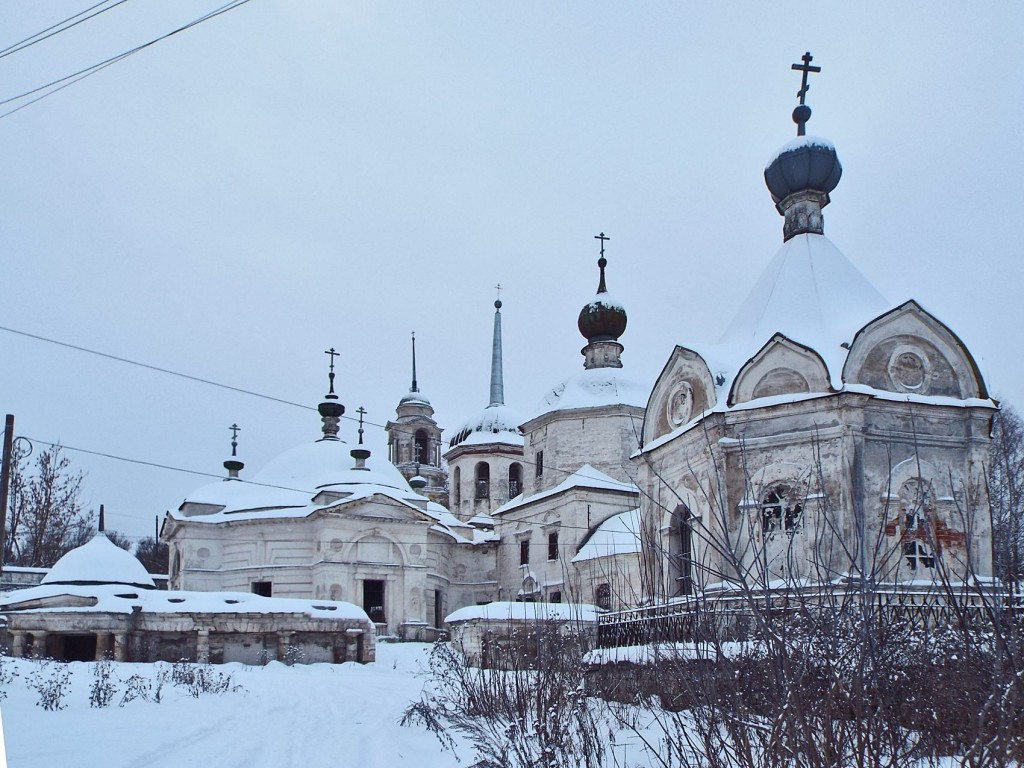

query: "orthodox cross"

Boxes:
[494, 283, 502, 302]
[324, 346, 339, 396]
[594, 232, 610, 259]
[791, 51, 820, 105]
[356, 406, 367, 445]
[229, 423, 240, 457]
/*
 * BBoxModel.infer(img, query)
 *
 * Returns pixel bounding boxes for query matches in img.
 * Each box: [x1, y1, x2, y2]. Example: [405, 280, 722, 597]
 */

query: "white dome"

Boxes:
[448, 404, 525, 448]
[43, 534, 156, 589]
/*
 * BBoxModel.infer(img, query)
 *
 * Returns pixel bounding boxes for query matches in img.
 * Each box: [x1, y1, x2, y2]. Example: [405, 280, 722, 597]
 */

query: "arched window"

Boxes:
[415, 429, 430, 465]
[673, 505, 694, 596]
[452, 467, 461, 505]
[475, 462, 490, 500]
[508, 463, 522, 498]
[761, 485, 803, 541]
[595, 583, 612, 611]
[899, 479, 936, 570]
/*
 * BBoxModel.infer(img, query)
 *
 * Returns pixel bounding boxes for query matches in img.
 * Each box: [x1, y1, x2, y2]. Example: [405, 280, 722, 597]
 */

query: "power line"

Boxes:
[0, 0, 132, 61]
[0, 0, 253, 120]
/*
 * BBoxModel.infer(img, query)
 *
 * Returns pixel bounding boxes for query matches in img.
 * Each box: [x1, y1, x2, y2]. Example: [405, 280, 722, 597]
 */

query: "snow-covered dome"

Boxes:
[43, 533, 156, 590]
[399, 389, 431, 407]
[531, 367, 650, 420]
[448, 404, 525, 448]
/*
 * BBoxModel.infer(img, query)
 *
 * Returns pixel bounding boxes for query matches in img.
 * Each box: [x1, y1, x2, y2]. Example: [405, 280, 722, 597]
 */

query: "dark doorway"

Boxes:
[363, 580, 386, 624]
[59, 634, 98, 662]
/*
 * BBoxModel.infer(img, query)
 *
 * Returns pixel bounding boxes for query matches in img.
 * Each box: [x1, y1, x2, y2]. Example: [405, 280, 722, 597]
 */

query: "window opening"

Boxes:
[519, 539, 530, 565]
[251, 581, 272, 597]
[535, 451, 544, 477]
[761, 486, 803, 540]
[508, 463, 522, 498]
[363, 579, 386, 623]
[475, 462, 490, 500]
[548, 531, 559, 561]
[595, 583, 612, 610]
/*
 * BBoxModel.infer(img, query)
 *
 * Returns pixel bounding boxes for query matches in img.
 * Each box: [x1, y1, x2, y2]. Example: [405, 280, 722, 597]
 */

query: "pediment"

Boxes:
[842, 300, 987, 399]
[323, 493, 434, 524]
[730, 334, 831, 406]
[643, 346, 716, 445]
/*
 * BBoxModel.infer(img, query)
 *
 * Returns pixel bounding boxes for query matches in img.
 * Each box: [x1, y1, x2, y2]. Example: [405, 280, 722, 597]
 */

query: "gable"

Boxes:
[842, 301, 987, 399]
[643, 346, 717, 445]
[730, 334, 831, 406]
[323, 493, 434, 524]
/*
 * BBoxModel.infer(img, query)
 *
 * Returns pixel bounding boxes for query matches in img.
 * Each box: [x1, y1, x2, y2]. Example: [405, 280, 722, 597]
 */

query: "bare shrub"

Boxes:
[26, 658, 72, 711]
[170, 659, 241, 698]
[88, 657, 118, 708]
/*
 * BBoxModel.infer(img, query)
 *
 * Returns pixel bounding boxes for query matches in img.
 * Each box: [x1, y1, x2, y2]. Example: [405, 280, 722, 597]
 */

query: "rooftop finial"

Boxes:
[324, 347, 339, 398]
[410, 332, 419, 393]
[350, 406, 371, 469]
[224, 423, 244, 478]
[98, 504, 105, 533]
[594, 232, 610, 293]
[489, 291, 505, 406]
[791, 51, 821, 137]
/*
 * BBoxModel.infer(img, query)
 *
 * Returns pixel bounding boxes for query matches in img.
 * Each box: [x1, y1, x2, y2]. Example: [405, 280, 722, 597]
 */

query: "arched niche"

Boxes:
[643, 346, 717, 446]
[842, 301, 987, 399]
[729, 334, 831, 406]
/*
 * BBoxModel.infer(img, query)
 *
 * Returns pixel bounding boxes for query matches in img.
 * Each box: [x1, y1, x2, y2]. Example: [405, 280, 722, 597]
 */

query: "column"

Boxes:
[196, 629, 210, 664]
[276, 631, 294, 662]
[345, 628, 364, 663]
[113, 633, 128, 662]
[30, 631, 48, 658]
[95, 632, 111, 661]
[10, 632, 26, 658]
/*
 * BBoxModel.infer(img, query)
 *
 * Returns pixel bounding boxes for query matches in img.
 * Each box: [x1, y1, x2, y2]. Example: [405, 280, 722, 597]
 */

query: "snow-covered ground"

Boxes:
[0, 643, 468, 768]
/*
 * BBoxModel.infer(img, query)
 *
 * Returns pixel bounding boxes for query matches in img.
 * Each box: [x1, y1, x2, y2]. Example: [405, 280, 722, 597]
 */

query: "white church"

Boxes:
[161, 58, 997, 640]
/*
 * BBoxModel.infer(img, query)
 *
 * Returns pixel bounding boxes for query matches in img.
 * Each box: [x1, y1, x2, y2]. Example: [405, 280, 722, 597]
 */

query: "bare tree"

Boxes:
[134, 536, 170, 575]
[988, 405, 1024, 585]
[5, 444, 92, 568]
[104, 529, 133, 552]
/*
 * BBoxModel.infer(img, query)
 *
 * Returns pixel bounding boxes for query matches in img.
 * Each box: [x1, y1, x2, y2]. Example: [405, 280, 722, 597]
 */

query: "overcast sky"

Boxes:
[2, 2, 1022, 541]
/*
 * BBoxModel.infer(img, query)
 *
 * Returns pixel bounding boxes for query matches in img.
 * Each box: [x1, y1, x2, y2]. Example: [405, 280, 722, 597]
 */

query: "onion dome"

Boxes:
[578, 233, 627, 343]
[43, 533, 156, 590]
[763, 52, 841, 241]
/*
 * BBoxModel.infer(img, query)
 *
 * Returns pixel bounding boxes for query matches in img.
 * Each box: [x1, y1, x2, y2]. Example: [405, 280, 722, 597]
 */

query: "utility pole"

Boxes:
[0, 414, 14, 581]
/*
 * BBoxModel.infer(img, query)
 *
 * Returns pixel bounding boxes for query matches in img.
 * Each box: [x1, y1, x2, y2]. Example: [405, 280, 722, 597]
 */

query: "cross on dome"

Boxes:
[229, 423, 240, 457]
[324, 347, 339, 396]
[790, 51, 821, 136]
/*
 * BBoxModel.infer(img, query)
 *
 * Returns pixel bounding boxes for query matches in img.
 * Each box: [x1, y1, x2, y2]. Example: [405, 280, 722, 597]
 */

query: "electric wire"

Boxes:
[0, 0, 132, 61]
[0, 0, 253, 120]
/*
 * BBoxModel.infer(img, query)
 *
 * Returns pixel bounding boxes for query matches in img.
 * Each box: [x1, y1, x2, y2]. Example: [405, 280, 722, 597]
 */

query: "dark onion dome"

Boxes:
[578, 256, 627, 343]
[763, 135, 842, 210]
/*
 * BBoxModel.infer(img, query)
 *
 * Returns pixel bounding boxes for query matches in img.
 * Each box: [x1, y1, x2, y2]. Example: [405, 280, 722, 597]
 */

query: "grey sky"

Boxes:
[2, 2, 1021, 540]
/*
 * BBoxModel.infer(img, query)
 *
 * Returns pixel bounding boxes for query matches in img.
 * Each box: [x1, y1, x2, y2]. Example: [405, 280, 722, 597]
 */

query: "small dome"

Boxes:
[448, 404, 525, 448]
[399, 390, 431, 407]
[578, 255, 627, 343]
[43, 534, 156, 589]
[764, 136, 842, 206]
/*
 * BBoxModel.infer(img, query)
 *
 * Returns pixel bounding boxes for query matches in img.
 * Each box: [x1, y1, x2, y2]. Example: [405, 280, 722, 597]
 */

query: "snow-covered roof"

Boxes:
[571, 508, 642, 563]
[42, 534, 155, 589]
[181, 438, 415, 514]
[399, 389, 431, 407]
[529, 367, 650, 421]
[582, 291, 625, 312]
[716, 232, 889, 391]
[1, 582, 368, 620]
[764, 135, 836, 170]
[445, 601, 601, 624]
[446, 403, 525, 449]
[494, 464, 637, 516]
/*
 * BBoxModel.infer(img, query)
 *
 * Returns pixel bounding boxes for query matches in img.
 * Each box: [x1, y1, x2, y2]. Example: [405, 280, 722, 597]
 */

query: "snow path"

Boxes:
[1, 644, 466, 768]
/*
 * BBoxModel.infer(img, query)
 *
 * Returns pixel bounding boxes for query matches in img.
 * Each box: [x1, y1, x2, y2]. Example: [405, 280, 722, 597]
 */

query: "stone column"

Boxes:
[345, 628, 364, 663]
[31, 631, 48, 658]
[10, 632, 26, 658]
[95, 632, 111, 661]
[276, 631, 294, 662]
[196, 629, 210, 664]
[113, 633, 128, 662]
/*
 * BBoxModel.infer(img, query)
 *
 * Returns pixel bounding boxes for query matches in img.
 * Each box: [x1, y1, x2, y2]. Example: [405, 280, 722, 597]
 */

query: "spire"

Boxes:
[318, 347, 345, 440]
[224, 423, 244, 479]
[410, 332, 419, 393]
[489, 286, 505, 407]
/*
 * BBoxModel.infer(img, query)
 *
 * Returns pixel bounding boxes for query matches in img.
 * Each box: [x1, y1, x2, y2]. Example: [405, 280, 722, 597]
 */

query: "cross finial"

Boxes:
[356, 406, 367, 445]
[790, 51, 821, 136]
[594, 232, 610, 293]
[594, 232, 610, 259]
[229, 423, 240, 457]
[410, 332, 418, 392]
[324, 347, 339, 396]
[495, 283, 502, 301]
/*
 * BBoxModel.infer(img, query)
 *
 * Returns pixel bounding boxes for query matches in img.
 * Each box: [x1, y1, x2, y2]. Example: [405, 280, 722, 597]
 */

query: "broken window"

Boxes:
[595, 583, 612, 610]
[903, 541, 935, 571]
[761, 486, 803, 540]
[548, 530, 559, 561]
[508, 463, 522, 498]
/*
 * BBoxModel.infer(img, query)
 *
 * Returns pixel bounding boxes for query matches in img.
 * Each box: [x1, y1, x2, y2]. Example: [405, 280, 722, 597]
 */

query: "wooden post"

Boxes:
[0, 414, 14, 580]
